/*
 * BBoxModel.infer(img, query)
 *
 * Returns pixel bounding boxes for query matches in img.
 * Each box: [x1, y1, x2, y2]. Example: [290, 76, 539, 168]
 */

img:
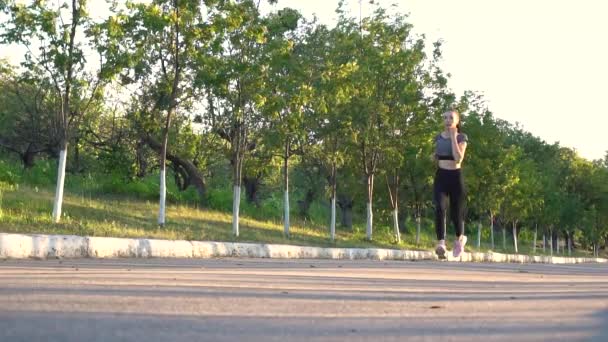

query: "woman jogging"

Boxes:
[433, 110, 468, 259]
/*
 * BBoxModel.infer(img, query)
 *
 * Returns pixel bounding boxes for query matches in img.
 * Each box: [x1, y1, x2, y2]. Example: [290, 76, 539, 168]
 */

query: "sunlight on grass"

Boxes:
[0, 183, 600, 257]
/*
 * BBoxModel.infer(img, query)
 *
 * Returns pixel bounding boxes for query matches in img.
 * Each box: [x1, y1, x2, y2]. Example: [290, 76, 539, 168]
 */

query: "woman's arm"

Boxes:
[449, 130, 467, 163]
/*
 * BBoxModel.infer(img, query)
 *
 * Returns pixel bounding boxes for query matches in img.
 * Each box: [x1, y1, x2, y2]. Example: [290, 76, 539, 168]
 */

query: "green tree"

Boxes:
[196, 0, 270, 237]
[98, 0, 215, 224]
[0, 63, 57, 168]
[259, 8, 313, 237]
[1, 0, 107, 222]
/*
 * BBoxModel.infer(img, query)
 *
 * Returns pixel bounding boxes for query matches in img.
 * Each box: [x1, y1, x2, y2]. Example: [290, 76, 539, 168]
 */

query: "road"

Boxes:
[0, 258, 607, 341]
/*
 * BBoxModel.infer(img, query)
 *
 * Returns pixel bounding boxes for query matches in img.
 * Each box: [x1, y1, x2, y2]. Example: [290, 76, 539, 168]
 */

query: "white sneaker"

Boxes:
[435, 240, 447, 259]
[453, 235, 467, 258]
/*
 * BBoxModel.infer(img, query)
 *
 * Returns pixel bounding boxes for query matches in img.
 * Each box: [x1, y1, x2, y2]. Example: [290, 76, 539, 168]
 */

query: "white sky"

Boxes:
[2, 0, 606, 160]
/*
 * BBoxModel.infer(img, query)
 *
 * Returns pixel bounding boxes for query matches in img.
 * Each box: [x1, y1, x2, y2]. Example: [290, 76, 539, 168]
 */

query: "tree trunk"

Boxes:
[490, 213, 495, 250]
[232, 152, 243, 237]
[512, 221, 518, 254]
[144, 136, 206, 206]
[543, 230, 546, 253]
[366, 173, 374, 241]
[595, 242, 599, 257]
[283, 144, 290, 238]
[22, 145, 36, 169]
[476, 221, 482, 249]
[392, 207, 400, 243]
[158, 0, 180, 226]
[158, 167, 167, 226]
[243, 175, 261, 206]
[158, 118, 169, 227]
[136, 139, 148, 178]
[329, 163, 337, 242]
[330, 193, 336, 242]
[232, 184, 241, 237]
[415, 214, 421, 246]
[52, 146, 68, 223]
[158, 111, 172, 226]
[338, 194, 353, 229]
[283, 190, 290, 237]
[297, 189, 315, 219]
[52, 0, 78, 223]
[549, 229, 553, 256]
[533, 224, 538, 254]
[502, 227, 506, 251]
[366, 202, 373, 241]
[386, 171, 400, 243]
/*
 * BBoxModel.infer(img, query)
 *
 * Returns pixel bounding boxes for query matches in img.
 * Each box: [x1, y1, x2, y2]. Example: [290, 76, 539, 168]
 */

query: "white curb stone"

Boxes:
[0, 233, 87, 259]
[0, 232, 606, 264]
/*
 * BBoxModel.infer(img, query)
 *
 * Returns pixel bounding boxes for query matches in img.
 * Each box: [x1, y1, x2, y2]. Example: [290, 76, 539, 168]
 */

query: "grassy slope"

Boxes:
[0, 182, 600, 258]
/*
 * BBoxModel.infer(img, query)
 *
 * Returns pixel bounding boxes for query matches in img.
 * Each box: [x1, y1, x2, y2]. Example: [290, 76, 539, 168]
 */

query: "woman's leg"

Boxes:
[434, 174, 449, 241]
[449, 172, 466, 238]
[449, 185, 465, 237]
[449, 170, 467, 256]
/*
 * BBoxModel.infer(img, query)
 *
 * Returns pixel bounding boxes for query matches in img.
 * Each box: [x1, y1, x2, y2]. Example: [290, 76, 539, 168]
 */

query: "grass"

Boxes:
[0, 182, 436, 250]
[0, 180, 602, 258]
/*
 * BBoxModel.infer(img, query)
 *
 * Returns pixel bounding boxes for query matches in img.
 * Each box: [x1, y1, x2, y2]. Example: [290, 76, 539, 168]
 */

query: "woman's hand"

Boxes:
[448, 126, 458, 137]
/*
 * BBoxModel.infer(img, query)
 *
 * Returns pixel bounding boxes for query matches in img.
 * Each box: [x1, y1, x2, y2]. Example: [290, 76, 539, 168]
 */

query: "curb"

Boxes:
[0, 232, 606, 264]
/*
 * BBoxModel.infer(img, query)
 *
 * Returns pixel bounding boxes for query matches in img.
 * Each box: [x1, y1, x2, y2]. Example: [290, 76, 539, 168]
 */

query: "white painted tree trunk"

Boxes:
[490, 215, 494, 250]
[533, 224, 538, 254]
[232, 185, 241, 237]
[392, 208, 400, 243]
[512, 222, 518, 254]
[415, 215, 421, 246]
[556, 236, 560, 254]
[158, 169, 166, 226]
[543, 233, 546, 253]
[476, 222, 482, 248]
[366, 202, 373, 241]
[594, 243, 598, 257]
[567, 231, 572, 256]
[283, 152, 290, 238]
[502, 228, 506, 250]
[52, 148, 68, 223]
[330, 195, 336, 242]
[284, 190, 290, 238]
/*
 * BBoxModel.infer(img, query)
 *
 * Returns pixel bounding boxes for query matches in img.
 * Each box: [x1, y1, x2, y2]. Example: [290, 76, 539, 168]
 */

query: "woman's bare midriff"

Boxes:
[438, 160, 462, 170]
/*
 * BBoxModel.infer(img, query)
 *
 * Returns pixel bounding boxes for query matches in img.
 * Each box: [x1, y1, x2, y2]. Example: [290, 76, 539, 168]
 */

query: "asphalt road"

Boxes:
[0, 258, 607, 342]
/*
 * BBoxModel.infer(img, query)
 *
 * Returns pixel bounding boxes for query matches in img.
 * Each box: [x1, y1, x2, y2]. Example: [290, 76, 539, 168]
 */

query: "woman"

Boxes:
[433, 110, 468, 259]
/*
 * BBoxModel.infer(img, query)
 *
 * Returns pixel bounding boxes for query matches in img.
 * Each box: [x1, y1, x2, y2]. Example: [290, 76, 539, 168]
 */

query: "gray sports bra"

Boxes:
[435, 133, 468, 160]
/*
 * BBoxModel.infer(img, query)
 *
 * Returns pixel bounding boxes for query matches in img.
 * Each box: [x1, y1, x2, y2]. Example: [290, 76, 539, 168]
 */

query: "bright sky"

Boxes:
[2, 0, 606, 160]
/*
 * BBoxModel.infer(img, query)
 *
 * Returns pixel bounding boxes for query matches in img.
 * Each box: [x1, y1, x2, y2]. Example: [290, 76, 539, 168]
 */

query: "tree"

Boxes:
[197, 0, 270, 237]
[340, 5, 433, 241]
[401, 141, 434, 245]
[259, 8, 312, 237]
[457, 93, 522, 251]
[1, 0, 107, 222]
[98, 0, 209, 225]
[306, 23, 356, 241]
[0, 63, 57, 168]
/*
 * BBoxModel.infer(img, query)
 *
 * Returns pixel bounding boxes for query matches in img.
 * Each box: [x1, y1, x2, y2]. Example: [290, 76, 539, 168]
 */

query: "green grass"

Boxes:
[0, 182, 438, 250]
[0, 179, 602, 258]
[465, 233, 598, 258]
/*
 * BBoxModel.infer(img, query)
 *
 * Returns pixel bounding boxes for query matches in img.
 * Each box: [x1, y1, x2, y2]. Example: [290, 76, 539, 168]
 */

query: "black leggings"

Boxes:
[433, 168, 466, 241]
